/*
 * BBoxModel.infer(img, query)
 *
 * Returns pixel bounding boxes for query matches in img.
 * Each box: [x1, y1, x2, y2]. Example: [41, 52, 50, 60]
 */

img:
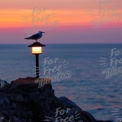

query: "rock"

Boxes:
[0, 77, 113, 122]
[0, 98, 4, 104]
[59, 96, 82, 110]
[15, 95, 24, 102]
[11, 77, 36, 84]
[0, 79, 9, 88]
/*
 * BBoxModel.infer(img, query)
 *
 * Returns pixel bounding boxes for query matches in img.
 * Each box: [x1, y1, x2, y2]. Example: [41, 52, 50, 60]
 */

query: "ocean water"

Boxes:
[0, 44, 122, 121]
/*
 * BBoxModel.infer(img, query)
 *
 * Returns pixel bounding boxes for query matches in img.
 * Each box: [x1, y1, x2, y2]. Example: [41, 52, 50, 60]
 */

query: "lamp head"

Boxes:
[28, 42, 46, 55]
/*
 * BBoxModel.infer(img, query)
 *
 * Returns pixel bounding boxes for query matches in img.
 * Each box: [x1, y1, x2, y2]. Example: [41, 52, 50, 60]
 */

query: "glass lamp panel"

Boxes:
[32, 47, 42, 54]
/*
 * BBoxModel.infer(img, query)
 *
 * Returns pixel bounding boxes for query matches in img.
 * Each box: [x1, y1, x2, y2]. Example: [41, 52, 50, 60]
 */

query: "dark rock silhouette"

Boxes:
[0, 79, 9, 88]
[0, 77, 113, 122]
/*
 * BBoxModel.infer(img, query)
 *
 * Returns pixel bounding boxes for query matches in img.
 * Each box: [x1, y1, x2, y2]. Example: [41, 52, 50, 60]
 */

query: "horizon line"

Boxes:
[0, 43, 122, 45]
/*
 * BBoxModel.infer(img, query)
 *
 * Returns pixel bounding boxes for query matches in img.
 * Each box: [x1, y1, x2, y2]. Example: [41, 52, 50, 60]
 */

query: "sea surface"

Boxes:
[0, 44, 122, 121]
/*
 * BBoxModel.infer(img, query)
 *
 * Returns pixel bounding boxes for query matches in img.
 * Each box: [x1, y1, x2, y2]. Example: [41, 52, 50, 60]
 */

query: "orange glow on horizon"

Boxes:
[0, 9, 122, 29]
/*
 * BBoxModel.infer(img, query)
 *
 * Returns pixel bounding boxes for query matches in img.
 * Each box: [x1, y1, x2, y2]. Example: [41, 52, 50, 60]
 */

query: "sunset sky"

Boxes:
[0, 0, 122, 44]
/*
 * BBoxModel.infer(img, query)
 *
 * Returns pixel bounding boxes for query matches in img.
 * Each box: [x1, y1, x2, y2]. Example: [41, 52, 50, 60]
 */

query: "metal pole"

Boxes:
[35, 54, 39, 78]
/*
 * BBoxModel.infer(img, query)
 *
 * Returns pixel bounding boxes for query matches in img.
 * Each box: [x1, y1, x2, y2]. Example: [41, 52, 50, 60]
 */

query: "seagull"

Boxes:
[25, 31, 45, 41]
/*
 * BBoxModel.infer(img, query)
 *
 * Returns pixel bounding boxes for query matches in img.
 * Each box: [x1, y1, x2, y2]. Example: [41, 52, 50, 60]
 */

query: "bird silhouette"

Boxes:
[25, 31, 45, 41]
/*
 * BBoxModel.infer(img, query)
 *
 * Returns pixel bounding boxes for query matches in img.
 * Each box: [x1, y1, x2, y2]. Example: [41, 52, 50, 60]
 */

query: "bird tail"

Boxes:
[25, 37, 31, 39]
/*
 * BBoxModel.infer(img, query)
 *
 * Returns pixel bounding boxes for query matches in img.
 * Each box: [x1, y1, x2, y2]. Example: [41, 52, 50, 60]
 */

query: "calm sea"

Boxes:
[0, 44, 122, 120]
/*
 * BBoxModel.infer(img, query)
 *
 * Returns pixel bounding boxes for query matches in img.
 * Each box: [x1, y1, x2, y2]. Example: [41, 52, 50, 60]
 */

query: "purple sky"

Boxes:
[0, 0, 122, 44]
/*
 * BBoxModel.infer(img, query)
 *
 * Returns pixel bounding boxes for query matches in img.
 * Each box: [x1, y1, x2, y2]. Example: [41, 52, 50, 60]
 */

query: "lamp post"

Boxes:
[28, 42, 46, 78]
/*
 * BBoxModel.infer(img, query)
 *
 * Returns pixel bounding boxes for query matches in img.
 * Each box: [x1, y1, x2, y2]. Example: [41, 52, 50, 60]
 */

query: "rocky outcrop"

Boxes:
[0, 79, 9, 88]
[0, 77, 113, 122]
